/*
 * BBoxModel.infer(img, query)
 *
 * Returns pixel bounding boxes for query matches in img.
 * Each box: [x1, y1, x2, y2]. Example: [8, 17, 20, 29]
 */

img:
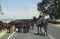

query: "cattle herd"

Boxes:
[0, 17, 49, 36]
[0, 19, 34, 33]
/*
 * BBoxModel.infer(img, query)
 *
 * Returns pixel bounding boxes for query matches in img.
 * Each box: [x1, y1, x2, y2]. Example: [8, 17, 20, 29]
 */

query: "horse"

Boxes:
[33, 14, 49, 36]
[36, 14, 49, 36]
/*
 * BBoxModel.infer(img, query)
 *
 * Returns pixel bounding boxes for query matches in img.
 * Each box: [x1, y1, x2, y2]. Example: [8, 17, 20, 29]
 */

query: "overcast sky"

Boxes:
[0, 0, 42, 20]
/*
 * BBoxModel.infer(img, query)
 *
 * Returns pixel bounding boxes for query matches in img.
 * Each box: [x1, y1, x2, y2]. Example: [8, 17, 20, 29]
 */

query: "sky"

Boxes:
[0, 0, 42, 20]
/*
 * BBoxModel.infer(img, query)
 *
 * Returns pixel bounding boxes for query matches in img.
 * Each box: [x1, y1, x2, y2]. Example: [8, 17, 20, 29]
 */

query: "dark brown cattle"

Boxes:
[0, 21, 4, 31]
[6, 19, 34, 33]
[22, 20, 30, 33]
[25, 19, 35, 30]
[6, 24, 12, 33]
[14, 19, 31, 33]
[2, 23, 7, 29]
[3, 21, 14, 33]
[0, 21, 8, 31]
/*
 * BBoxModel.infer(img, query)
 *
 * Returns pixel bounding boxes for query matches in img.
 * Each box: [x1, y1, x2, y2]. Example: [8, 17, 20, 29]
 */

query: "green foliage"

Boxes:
[37, 0, 60, 19]
[37, 2, 47, 11]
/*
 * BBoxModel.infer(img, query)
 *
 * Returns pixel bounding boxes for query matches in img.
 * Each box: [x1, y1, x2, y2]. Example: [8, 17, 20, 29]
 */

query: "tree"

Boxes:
[37, 2, 47, 11]
[37, 0, 60, 19]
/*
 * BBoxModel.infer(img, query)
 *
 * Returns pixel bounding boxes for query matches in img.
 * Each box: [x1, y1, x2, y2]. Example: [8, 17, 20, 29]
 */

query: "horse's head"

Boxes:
[33, 16, 37, 23]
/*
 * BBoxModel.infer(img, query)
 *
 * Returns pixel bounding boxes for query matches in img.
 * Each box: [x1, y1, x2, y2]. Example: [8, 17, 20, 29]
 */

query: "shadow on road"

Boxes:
[31, 33, 45, 36]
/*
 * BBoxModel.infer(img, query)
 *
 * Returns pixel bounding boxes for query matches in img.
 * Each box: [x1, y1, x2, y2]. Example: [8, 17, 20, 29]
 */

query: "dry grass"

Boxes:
[0, 29, 7, 38]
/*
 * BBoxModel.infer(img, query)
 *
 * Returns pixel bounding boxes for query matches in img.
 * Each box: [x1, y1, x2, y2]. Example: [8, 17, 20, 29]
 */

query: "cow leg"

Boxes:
[18, 27, 19, 32]
[0, 26, 2, 32]
[9, 28, 10, 33]
[23, 27, 26, 33]
[14, 26, 16, 31]
[18, 26, 22, 32]
[7, 28, 10, 33]
[31, 24, 34, 30]
[24, 26, 29, 33]
[27, 26, 30, 32]
[19, 27, 22, 32]
[25, 27, 28, 33]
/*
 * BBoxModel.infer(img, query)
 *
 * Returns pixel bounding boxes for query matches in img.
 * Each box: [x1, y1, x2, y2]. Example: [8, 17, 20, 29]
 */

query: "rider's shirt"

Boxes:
[45, 15, 50, 20]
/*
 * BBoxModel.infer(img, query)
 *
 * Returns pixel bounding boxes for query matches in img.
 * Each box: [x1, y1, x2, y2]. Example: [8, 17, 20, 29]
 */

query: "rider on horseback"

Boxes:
[38, 11, 44, 18]
[37, 10, 49, 36]
[37, 11, 45, 25]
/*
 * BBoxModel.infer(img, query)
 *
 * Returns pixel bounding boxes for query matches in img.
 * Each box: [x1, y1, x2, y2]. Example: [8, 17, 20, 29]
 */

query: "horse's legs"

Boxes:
[44, 20, 48, 36]
[44, 25, 48, 36]
[46, 26, 48, 36]
[37, 26, 39, 34]
[31, 25, 34, 30]
[40, 26, 43, 34]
